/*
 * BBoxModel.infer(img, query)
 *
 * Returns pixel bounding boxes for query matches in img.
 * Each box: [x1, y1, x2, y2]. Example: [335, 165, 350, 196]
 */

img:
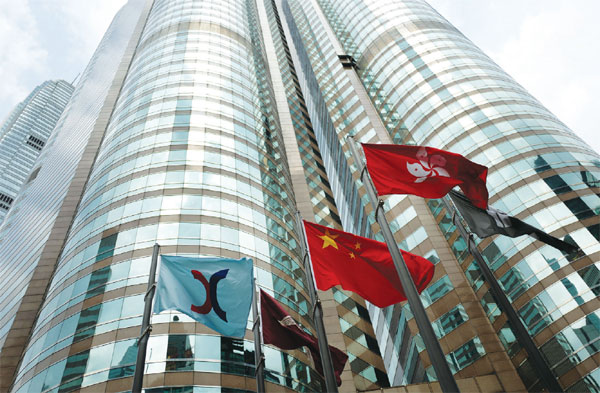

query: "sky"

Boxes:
[427, 0, 600, 154]
[0, 0, 598, 153]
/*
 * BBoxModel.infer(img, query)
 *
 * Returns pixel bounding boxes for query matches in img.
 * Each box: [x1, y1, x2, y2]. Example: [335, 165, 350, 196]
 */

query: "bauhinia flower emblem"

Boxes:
[406, 147, 450, 183]
[278, 315, 298, 327]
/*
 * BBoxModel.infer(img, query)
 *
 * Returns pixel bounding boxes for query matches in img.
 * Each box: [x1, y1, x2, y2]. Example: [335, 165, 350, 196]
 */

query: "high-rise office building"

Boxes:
[0, 0, 598, 393]
[0, 79, 74, 225]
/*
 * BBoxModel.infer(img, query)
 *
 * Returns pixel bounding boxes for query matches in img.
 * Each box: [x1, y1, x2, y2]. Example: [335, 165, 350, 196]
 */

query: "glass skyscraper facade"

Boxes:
[1, 0, 598, 392]
[281, 0, 600, 391]
[0, 79, 74, 225]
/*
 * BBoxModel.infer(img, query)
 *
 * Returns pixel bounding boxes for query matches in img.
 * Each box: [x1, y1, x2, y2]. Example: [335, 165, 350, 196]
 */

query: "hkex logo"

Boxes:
[190, 269, 229, 322]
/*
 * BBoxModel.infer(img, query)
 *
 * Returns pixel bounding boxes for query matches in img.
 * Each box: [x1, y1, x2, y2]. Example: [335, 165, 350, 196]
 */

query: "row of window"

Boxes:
[16, 334, 324, 393]
[287, 0, 453, 386]
[15, 2, 317, 391]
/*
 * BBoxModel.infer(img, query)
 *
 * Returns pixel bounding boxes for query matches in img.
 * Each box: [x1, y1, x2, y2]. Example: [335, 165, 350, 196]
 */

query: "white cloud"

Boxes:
[428, 0, 600, 153]
[0, 0, 126, 121]
[0, 0, 48, 118]
[1, 0, 598, 153]
[488, 3, 600, 152]
[45, 0, 128, 63]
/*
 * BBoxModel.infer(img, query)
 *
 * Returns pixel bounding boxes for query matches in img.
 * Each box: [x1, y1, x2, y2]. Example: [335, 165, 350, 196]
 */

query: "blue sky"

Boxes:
[0, 0, 598, 153]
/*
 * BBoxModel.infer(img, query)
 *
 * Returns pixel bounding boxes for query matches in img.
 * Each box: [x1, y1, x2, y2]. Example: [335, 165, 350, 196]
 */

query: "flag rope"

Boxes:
[136, 325, 152, 345]
[255, 356, 265, 376]
[143, 283, 156, 300]
[374, 199, 384, 222]
[360, 164, 368, 180]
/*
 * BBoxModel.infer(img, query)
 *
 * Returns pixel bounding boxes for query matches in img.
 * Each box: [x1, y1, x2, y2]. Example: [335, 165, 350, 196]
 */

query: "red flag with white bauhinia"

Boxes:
[362, 143, 489, 209]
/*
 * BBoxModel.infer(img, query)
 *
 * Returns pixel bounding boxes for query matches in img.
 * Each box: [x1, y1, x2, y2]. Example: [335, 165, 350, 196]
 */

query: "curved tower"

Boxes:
[2, 0, 598, 392]
[283, 0, 600, 391]
[6, 0, 360, 392]
[0, 1, 150, 389]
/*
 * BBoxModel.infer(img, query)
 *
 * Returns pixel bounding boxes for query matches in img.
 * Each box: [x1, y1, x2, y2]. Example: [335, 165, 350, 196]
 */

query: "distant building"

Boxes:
[0, 79, 73, 224]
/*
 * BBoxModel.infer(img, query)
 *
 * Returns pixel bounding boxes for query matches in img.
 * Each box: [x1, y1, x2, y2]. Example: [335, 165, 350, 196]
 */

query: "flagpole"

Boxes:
[348, 137, 459, 393]
[132, 243, 160, 393]
[252, 286, 266, 393]
[441, 196, 564, 393]
[294, 211, 339, 393]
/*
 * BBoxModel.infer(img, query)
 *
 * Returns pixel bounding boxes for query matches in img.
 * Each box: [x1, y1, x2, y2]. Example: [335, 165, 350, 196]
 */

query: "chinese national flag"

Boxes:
[260, 289, 348, 386]
[362, 143, 489, 209]
[303, 221, 435, 308]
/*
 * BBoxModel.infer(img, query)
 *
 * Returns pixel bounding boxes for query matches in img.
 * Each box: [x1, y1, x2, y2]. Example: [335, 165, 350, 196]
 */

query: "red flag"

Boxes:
[260, 289, 348, 386]
[303, 221, 434, 308]
[362, 143, 489, 209]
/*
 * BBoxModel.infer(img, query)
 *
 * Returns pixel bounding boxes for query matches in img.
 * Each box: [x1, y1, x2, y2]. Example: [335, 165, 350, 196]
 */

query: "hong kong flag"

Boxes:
[362, 143, 489, 209]
[304, 221, 435, 308]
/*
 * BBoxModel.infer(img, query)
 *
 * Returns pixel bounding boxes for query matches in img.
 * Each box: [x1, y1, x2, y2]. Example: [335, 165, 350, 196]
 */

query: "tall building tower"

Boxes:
[281, 0, 600, 391]
[0, 80, 74, 224]
[0, 1, 598, 393]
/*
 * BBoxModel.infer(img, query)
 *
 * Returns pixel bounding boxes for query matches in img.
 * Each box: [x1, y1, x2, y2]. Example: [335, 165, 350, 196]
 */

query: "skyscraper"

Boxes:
[0, 1, 598, 393]
[0, 79, 74, 225]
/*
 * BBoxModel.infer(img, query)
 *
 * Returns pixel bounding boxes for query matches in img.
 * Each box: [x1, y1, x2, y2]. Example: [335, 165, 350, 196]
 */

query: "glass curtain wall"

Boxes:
[281, 0, 452, 385]
[11, 0, 325, 392]
[0, 2, 149, 389]
[0, 80, 74, 224]
[263, 0, 390, 389]
[315, 0, 600, 391]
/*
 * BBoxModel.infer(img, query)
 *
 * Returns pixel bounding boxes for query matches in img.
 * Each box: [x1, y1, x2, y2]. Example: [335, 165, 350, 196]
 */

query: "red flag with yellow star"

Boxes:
[303, 220, 435, 308]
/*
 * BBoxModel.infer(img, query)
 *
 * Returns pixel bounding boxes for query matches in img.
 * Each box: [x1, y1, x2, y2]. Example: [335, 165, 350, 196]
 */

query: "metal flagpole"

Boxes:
[347, 137, 459, 393]
[132, 243, 160, 393]
[252, 286, 266, 393]
[441, 196, 564, 393]
[294, 211, 339, 393]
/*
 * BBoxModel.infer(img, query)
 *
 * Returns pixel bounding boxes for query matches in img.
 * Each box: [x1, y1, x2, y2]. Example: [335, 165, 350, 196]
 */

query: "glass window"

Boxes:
[41, 359, 67, 391]
[432, 304, 469, 338]
[86, 343, 115, 374]
[567, 367, 600, 392]
[448, 336, 485, 372]
[498, 322, 521, 356]
[96, 233, 118, 261]
[60, 350, 89, 388]
[422, 276, 453, 307]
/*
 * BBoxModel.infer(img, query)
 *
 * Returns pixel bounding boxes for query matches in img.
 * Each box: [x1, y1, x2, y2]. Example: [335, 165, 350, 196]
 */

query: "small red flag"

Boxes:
[303, 221, 435, 308]
[260, 289, 348, 386]
[362, 143, 489, 209]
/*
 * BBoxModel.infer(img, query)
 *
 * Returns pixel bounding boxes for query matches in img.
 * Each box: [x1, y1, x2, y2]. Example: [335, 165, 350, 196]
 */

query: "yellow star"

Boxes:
[349, 252, 356, 259]
[354, 242, 361, 250]
[319, 230, 339, 250]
